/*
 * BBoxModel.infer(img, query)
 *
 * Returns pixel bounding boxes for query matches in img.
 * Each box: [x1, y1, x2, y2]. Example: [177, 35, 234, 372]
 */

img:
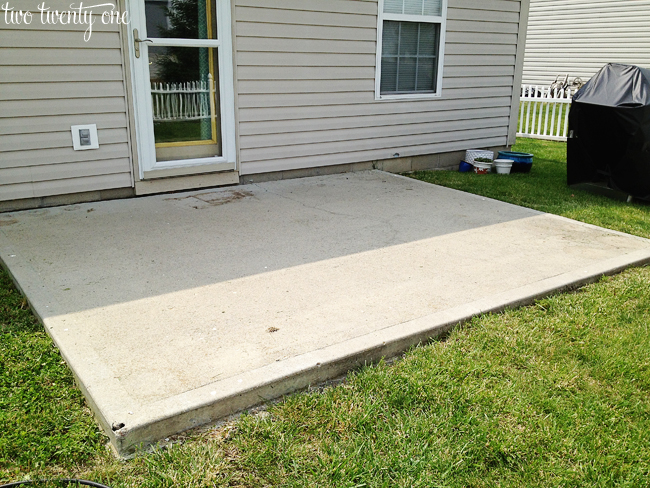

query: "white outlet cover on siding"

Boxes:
[71, 124, 99, 151]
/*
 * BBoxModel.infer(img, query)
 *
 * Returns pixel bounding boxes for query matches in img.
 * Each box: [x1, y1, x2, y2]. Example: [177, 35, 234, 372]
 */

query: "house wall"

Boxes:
[0, 2, 133, 206]
[234, 0, 527, 176]
[523, 0, 650, 86]
[1, 0, 528, 209]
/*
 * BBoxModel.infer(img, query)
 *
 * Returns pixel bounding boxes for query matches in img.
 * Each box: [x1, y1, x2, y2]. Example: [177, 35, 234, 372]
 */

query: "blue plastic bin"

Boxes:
[497, 151, 533, 173]
[459, 161, 473, 172]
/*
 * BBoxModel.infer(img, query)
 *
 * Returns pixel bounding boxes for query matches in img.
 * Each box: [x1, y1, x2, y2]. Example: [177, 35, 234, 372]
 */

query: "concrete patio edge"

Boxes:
[99, 248, 650, 456]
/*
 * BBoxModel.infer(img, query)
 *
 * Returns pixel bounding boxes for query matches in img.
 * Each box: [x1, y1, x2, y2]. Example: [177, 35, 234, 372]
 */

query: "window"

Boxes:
[376, 0, 447, 99]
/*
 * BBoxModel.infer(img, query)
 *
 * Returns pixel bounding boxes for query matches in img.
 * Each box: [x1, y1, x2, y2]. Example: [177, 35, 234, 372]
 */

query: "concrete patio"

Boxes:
[1, 170, 649, 456]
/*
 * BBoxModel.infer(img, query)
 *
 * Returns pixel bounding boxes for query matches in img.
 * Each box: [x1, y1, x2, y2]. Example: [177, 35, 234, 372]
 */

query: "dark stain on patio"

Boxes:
[0, 218, 18, 226]
[166, 190, 254, 209]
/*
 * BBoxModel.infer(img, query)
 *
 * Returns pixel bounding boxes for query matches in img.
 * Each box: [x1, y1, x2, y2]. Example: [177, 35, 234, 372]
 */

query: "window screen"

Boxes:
[380, 21, 440, 94]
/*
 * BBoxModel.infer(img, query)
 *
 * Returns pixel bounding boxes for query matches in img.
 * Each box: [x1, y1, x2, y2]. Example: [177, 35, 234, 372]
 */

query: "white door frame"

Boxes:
[127, 0, 237, 180]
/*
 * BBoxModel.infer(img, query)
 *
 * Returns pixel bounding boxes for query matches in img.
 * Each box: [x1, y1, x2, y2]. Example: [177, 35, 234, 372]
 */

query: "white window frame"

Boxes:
[375, 0, 448, 101]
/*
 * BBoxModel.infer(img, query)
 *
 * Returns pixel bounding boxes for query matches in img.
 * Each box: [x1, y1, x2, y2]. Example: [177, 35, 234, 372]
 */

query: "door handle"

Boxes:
[133, 29, 153, 58]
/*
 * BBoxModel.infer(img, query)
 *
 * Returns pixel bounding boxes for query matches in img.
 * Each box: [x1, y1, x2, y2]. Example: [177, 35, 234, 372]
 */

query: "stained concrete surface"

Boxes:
[1, 171, 649, 455]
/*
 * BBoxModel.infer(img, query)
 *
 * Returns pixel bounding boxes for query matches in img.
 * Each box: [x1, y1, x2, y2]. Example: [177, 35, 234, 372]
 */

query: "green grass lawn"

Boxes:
[2, 138, 650, 486]
[0, 272, 107, 478]
[154, 121, 205, 144]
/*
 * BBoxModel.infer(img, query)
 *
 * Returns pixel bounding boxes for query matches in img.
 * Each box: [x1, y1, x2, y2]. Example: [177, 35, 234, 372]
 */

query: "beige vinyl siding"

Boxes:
[235, 0, 524, 175]
[523, 0, 650, 86]
[0, 7, 132, 202]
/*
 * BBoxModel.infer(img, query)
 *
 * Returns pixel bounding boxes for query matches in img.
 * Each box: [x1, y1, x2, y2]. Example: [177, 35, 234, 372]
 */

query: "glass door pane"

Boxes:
[145, 0, 217, 39]
[144, 0, 222, 163]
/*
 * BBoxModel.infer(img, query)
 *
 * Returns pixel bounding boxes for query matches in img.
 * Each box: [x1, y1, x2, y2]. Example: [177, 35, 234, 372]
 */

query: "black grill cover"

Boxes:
[567, 63, 650, 199]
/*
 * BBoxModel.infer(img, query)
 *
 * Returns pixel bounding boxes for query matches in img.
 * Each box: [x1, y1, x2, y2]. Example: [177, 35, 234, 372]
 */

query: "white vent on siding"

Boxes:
[71, 124, 100, 151]
[384, 0, 442, 16]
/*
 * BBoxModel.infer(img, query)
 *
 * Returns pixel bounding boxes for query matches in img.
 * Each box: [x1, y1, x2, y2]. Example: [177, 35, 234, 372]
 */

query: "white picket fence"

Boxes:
[517, 85, 574, 142]
[151, 74, 215, 122]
